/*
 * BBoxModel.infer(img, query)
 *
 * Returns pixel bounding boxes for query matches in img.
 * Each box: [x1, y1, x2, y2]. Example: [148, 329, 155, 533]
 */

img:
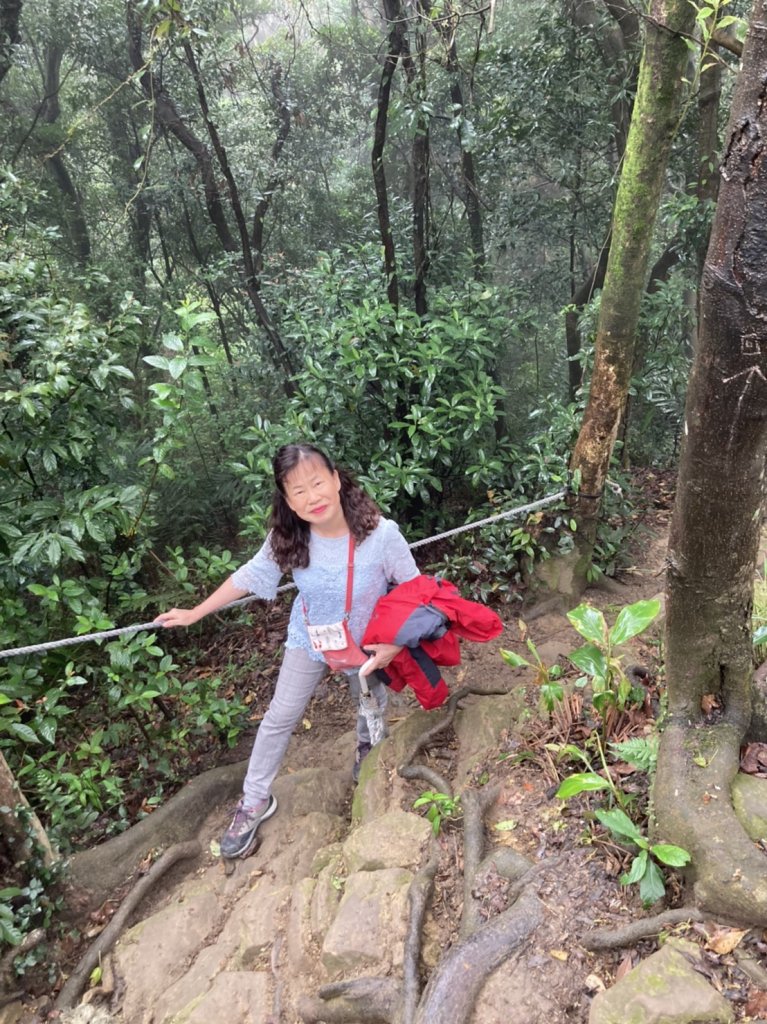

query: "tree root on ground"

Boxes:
[66, 762, 244, 912]
[296, 978, 399, 1023]
[401, 852, 439, 1024]
[460, 784, 501, 938]
[0, 927, 45, 1006]
[581, 906, 704, 951]
[654, 721, 767, 925]
[398, 685, 510, 781]
[413, 884, 543, 1024]
[54, 840, 201, 1012]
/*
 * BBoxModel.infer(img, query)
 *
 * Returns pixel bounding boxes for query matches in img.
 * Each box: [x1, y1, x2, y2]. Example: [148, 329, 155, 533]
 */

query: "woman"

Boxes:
[156, 443, 418, 858]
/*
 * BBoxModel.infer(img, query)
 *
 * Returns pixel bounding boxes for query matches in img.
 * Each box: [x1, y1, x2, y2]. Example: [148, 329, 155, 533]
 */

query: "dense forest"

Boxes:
[4, 0, 767, 1007]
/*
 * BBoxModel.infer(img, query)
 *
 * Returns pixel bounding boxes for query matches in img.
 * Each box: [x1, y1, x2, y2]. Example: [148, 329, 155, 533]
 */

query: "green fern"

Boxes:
[609, 735, 659, 773]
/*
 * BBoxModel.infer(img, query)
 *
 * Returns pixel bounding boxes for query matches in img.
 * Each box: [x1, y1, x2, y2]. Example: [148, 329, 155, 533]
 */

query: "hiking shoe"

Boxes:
[220, 794, 278, 859]
[352, 741, 373, 783]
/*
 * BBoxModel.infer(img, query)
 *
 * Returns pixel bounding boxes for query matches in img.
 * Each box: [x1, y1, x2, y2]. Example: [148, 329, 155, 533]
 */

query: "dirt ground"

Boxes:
[17, 484, 767, 1023]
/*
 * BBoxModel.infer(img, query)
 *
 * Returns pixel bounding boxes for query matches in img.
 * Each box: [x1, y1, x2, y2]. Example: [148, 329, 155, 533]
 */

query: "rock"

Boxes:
[219, 882, 291, 970]
[321, 867, 413, 974]
[342, 810, 432, 872]
[732, 772, 767, 842]
[588, 939, 734, 1024]
[0, 1003, 26, 1024]
[115, 887, 228, 1023]
[310, 855, 346, 945]
[274, 766, 349, 818]
[453, 692, 524, 786]
[169, 970, 270, 1023]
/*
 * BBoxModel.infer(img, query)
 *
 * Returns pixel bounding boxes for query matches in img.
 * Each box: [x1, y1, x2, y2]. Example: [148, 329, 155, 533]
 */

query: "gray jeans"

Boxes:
[242, 646, 388, 805]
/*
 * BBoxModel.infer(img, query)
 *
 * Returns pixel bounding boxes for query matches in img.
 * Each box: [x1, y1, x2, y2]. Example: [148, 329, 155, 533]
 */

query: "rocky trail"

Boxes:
[9, 502, 767, 1024]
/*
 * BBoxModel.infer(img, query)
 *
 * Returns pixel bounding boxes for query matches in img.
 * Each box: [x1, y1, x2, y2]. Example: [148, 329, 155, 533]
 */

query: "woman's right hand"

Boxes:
[154, 608, 200, 629]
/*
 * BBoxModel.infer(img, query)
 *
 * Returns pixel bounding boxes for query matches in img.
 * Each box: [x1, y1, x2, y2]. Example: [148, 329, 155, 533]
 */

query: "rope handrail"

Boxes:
[0, 490, 565, 660]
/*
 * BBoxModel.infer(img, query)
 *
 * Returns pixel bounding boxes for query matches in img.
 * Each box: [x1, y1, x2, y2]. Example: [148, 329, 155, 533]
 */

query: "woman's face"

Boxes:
[282, 457, 345, 533]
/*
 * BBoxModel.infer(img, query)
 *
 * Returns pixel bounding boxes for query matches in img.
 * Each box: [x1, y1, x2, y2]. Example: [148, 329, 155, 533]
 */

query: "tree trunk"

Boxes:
[654, 7, 767, 925]
[40, 44, 91, 265]
[0, 751, 57, 868]
[371, 0, 405, 310]
[0, 0, 22, 87]
[126, 7, 294, 388]
[562, 0, 696, 598]
[430, 0, 485, 278]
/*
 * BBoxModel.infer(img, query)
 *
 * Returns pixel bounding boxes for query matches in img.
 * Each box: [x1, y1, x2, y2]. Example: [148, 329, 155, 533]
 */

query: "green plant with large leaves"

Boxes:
[567, 599, 660, 714]
[594, 807, 690, 906]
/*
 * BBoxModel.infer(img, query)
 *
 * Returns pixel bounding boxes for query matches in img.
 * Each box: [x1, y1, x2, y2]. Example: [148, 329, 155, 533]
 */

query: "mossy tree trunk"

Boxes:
[560, 0, 696, 599]
[654, 6, 767, 925]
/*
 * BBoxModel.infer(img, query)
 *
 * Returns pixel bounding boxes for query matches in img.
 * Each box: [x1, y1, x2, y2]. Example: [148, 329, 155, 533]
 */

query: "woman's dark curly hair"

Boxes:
[269, 443, 380, 572]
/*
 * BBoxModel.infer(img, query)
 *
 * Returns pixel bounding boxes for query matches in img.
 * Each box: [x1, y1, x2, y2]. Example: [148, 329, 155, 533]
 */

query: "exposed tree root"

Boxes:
[398, 685, 509, 775]
[398, 764, 453, 796]
[413, 884, 543, 1024]
[460, 784, 501, 938]
[65, 761, 243, 912]
[0, 926, 45, 998]
[654, 721, 767, 925]
[55, 840, 201, 1012]
[297, 977, 399, 1023]
[401, 852, 439, 1024]
[581, 906, 704, 951]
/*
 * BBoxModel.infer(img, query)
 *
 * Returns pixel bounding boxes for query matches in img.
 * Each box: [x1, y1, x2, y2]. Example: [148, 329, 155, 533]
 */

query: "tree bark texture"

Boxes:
[372, 0, 407, 310]
[0, 750, 57, 868]
[0, 0, 21, 87]
[566, 0, 696, 592]
[654, 5, 767, 924]
[430, 0, 485, 278]
[40, 44, 91, 265]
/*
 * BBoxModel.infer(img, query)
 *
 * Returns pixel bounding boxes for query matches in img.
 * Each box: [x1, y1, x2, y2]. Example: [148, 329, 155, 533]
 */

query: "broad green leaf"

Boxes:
[621, 849, 648, 886]
[500, 649, 531, 668]
[609, 599, 661, 646]
[650, 843, 691, 867]
[143, 355, 170, 371]
[595, 808, 645, 846]
[168, 357, 188, 380]
[568, 643, 608, 678]
[556, 773, 610, 799]
[567, 604, 607, 646]
[639, 858, 666, 905]
[9, 722, 40, 744]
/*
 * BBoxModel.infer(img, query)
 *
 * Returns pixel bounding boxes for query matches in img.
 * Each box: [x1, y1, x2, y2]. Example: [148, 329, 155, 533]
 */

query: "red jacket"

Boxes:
[362, 576, 503, 709]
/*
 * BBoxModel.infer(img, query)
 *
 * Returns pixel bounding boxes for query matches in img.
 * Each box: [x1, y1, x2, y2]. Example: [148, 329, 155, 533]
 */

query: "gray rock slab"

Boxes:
[321, 867, 413, 975]
[453, 692, 525, 786]
[115, 888, 227, 1024]
[170, 970, 270, 1024]
[588, 939, 735, 1024]
[217, 881, 291, 970]
[273, 766, 349, 818]
[732, 771, 767, 842]
[343, 810, 432, 872]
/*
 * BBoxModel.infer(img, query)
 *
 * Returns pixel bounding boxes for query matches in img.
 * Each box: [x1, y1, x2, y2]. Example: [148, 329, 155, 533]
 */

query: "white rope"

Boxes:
[0, 490, 565, 660]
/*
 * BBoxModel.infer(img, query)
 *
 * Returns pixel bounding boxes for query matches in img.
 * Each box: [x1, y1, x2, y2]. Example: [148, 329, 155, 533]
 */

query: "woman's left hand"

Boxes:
[363, 643, 403, 671]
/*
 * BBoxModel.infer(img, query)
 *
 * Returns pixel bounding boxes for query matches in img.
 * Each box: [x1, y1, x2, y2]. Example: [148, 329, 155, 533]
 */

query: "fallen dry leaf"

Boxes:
[615, 953, 634, 981]
[745, 989, 767, 1016]
[549, 949, 569, 961]
[706, 926, 749, 955]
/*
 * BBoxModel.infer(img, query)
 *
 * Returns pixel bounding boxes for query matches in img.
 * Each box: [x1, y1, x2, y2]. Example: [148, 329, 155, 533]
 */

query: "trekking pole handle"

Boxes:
[359, 656, 376, 695]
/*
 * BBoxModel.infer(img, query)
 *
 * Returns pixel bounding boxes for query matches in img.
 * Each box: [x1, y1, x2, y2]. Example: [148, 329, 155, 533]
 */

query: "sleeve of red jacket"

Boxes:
[362, 576, 502, 710]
